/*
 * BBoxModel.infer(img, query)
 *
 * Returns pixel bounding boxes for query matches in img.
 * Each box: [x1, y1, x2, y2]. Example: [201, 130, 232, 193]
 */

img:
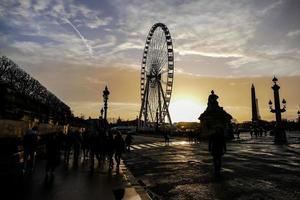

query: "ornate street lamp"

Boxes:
[269, 76, 287, 144]
[102, 86, 110, 124]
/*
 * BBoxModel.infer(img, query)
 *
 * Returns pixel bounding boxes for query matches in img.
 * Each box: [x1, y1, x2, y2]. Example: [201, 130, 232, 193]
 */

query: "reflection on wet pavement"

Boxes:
[123, 132, 300, 200]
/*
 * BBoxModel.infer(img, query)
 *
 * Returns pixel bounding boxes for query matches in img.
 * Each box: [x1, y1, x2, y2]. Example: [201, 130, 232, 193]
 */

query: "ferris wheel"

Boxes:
[138, 23, 174, 128]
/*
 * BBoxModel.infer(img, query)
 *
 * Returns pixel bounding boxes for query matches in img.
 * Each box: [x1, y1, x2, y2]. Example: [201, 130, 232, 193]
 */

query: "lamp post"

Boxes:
[99, 107, 104, 128]
[102, 86, 110, 126]
[268, 76, 287, 144]
[156, 109, 159, 132]
[297, 110, 300, 131]
[100, 108, 104, 119]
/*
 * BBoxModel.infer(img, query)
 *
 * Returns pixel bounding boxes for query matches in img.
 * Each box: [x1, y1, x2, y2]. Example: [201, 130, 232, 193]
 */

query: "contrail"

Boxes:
[63, 18, 93, 57]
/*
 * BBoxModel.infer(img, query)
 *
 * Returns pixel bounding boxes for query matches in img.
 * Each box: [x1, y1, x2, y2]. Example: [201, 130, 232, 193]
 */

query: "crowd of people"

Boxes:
[22, 125, 134, 178]
[21, 124, 241, 179]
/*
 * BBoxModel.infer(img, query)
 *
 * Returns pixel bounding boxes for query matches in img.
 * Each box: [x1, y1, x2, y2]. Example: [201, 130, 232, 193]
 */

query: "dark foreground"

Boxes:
[1, 132, 299, 200]
[1, 155, 147, 200]
[123, 132, 300, 200]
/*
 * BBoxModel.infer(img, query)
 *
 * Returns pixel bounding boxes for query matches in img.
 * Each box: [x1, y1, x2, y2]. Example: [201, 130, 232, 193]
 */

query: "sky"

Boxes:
[0, 0, 300, 122]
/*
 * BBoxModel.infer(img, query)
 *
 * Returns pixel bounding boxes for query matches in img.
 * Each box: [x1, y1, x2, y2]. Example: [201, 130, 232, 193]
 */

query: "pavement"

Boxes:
[1, 152, 151, 200]
[123, 131, 300, 200]
[1, 131, 300, 200]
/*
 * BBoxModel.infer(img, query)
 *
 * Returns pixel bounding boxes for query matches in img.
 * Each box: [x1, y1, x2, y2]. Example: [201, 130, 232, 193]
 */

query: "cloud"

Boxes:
[1, 0, 300, 78]
[63, 18, 94, 57]
[84, 17, 112, 29]
[287, 29, 300, 37]
[177, 49, 243, 58]
[110, 0, 299, 76]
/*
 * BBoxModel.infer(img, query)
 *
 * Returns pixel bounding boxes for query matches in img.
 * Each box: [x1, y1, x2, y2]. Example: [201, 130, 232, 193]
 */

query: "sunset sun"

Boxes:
[169, 98, 206, 122]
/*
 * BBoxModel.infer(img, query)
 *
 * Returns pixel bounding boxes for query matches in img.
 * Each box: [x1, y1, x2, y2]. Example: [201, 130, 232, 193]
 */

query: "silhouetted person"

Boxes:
[98, 130, 107, 163]
[254, 128, 258, 138]
[163, 131, 170, 145]
[196, 132, 201, 143]
[64, 130, 73, 165]
[81, 129, 89, 161]
[209, 127, 227, 177]
[259, 127, 263, 137]
[235, 128, 240, 139]
[89, 131, 101, 172]
[23, 126, 38, 174]
[264, 128, 267, 136]
[107, 131, 115, 169]
[73, 130, 82, 168]
[45, 133, 60, 178]
[113, 188, 125, 200]
[125, 133, 133, 152]
[250, 128, 253, 138]
[114, 132, 125, 174]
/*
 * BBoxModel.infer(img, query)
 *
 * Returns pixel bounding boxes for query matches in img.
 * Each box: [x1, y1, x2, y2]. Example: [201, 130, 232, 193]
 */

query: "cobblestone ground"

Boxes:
[123, 132, 300, 200]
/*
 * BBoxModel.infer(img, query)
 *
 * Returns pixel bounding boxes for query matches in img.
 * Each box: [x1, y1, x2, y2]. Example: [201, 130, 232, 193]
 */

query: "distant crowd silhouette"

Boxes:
[21, 122, 272, 180]
[22, 125, 134, 179]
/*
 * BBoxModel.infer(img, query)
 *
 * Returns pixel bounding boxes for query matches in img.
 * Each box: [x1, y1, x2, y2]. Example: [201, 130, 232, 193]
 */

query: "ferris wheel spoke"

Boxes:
[157, 49, 168, 72]
[155, 30, 164, 62]
[156, 35, 166, 59]
[148, 40, 159, 72]
[157, 55, 166, 73]
[158, 42, 166, 64]
[158, 55, 168, 73]
[148, 103, 154, 122]
[156, 56, 168, 73]
[149, 89, 158, 122]
[156, 31, 166, 67]
[146, 44, 154, 69]
[160, 69, 169, 74]
[152, 29, 164, 70]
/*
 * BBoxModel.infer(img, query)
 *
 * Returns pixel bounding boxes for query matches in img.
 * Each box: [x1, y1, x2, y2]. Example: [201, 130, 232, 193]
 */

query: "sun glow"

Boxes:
[169, 98, 206, 122]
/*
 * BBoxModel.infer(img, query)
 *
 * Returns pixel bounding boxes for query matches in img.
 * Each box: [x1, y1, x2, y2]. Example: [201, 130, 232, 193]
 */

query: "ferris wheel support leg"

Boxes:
[158, 82, 172, 125]
[139, 79, 150, 129]
[144, 80, 150, 126]
[158, 82, 162, 124]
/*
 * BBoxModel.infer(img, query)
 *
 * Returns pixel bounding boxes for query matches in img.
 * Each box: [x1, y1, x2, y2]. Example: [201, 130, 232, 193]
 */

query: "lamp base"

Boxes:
[273, 128, 287, 145]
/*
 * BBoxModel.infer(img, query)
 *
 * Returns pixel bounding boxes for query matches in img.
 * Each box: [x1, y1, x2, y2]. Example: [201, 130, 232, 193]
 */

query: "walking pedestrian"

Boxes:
[89, 131, 101, 172]
[81, 128, 89, 162]
[114, 132, 125, 174]
[23, 125, 38, 174]
[73, 130, 82, 168]
[45, 133, 60, 178]
[64, 129, 73, 165]
[209, 126, 227, 177]
[107, 131, 115, 170]
[125, 133, 133, 152]
[163, 131, 170, 145]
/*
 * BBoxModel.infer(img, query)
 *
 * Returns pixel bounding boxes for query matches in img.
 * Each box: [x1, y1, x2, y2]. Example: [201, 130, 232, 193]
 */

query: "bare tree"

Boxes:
[0, 56, 72, 120]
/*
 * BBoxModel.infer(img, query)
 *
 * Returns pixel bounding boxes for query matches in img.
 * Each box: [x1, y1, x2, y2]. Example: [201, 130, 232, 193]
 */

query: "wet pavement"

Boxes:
[123, 132, 300, 200]
[1, 154, 149, 200]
